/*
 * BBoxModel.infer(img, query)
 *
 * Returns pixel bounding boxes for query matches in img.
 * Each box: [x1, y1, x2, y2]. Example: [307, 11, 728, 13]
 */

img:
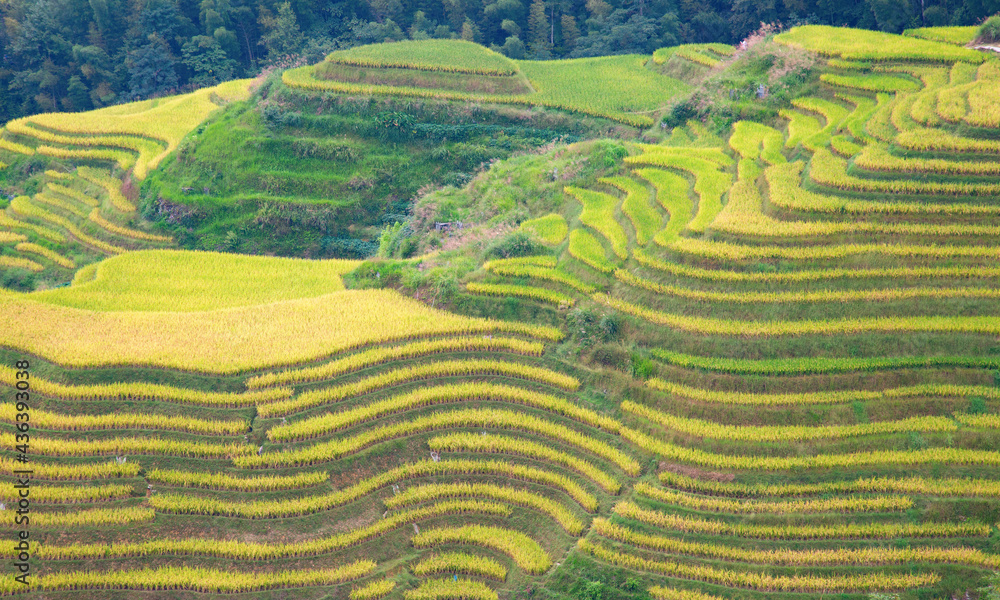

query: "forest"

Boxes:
[2, 0, 999, 122]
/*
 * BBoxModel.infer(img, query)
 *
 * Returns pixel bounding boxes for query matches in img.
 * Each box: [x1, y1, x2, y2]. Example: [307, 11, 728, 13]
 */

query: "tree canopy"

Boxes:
[1, 0, 998, 121]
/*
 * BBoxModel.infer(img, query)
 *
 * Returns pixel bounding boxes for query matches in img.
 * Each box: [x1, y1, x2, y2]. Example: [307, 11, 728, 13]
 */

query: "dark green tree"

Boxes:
[461, 18, 481, 40]
[72, 44, 117, 106]
[181, 35, 236, 84]
[258, 1, 304, 59]
[442, 0, 468, 29]
[560, 14, 580, 48]
[573, 9, 660, 55]
[350, 18, 406, 43]
[658, 11, 681, 47]
[500, 34, 526, 57]
[136, 0, 192, 52]
[866, 0, 913, 32]
[409, 10, 434, 38]
[2, 0, 1000, 121]
[501, 18, 521, 36]
[689, 10, 729, 42]
[527, 0, 552, 56]
[66, 74, 92, 109]
[199, 0, 228, 34]
[367, 0, 404, 21]
[229, 5, 259, 66]
[213, 26, 240, 59]
[729, 0, 778, 40]
[126, 35, 179, 99]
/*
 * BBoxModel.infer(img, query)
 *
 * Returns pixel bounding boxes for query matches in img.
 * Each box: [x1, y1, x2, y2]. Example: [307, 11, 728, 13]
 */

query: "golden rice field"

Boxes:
[4, 79, 252, 180]
[0, 25, 999, 600]
[457, 24, 1000, 600]
[0, 80, 255, 279]
[0, 80, 251, 280]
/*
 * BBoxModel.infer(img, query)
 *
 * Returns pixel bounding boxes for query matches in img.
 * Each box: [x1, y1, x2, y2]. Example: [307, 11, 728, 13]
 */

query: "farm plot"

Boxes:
[1, 25, 999, 600]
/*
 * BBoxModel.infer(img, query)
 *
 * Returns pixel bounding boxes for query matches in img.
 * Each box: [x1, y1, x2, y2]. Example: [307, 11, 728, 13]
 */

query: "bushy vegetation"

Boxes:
[660, 28, 820, 131]
[138, 73, 585, 257]
[979, 15, 1000, 42]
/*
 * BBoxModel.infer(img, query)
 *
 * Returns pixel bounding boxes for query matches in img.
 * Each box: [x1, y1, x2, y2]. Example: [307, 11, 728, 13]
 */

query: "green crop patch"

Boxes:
[326, 39, 519, 76]
[313, 62, 533, 95]
[776, 25, 986, 63]
[285, 42, 689, 127]
[903, 26, 980, 45]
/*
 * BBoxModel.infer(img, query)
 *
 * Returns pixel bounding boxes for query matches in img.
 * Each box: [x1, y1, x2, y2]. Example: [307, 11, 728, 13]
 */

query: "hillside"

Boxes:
[5, 0, 1000, 126]
[288, 39, 690, 127]
[1, 26, 1000, 600]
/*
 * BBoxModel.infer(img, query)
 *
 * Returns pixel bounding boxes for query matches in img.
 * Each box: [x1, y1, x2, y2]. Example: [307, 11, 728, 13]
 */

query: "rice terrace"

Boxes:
[2, 4, 1000, 599]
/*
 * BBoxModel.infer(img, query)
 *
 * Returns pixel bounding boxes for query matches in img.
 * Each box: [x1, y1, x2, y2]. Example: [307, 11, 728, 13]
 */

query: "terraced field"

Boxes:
[285, 40, 690, 127]
[0, 254, 584, 598]
[0, 24, 999, 600]
[0, 80, 254, 278]
[465, 24, 1000, 600]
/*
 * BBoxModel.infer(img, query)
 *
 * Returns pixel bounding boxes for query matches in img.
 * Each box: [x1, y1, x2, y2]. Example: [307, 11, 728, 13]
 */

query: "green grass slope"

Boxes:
[139, 85, 587, 257]
[285, 39, 690, 127]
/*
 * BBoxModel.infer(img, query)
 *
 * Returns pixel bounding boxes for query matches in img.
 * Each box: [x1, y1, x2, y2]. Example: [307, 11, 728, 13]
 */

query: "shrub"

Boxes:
[500, 35, 526, 59]
[567, 307, 598, 345]
[630, 355, 656, 379]
[259, 103, 295, 130]
[592, 141, 628, 169]
[978, 572, 1000, 600]
[1, 268, 35, 291]
[582, 581, 605, 600]
[979, 15, 1000, 42]
[484, 231, 543, 260]
[372, 111, 415, 141]
[443, 171, 472, 186]
[590, 344, 630, 371]
[290, 139, 359, 161]
[599, 312, 622, 341]
[908, 432, 929, 451]
[323, 237, 378, 258]
[377, 222, 412, 258]
[349, 260, 406, 288]
[662, 98, 702, 128]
